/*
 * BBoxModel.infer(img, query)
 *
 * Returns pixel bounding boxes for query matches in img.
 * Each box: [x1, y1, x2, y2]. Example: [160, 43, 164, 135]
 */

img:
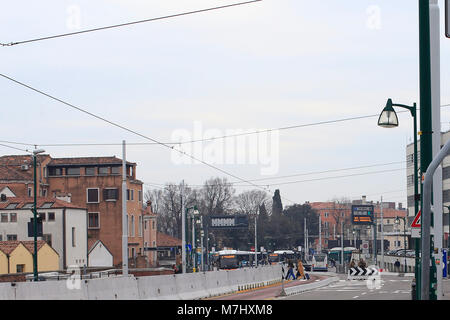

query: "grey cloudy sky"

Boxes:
[1, 0, 449, 206]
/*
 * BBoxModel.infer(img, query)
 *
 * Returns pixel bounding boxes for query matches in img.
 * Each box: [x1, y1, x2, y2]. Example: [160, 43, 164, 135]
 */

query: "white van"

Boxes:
[312, 253, 328, 271]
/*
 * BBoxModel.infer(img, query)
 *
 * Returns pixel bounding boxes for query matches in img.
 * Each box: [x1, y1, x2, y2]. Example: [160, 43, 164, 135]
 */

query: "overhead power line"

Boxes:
[0, 73, 271, 194]
[2, 104, 449, 148]
[0, 0, 262, 47]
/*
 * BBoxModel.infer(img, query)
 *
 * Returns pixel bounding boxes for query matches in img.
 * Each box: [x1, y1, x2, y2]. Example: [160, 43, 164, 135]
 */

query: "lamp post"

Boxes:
[396, 216, 408, 274]
[185, 206, 199, 272]
[378, 98, 419, 294]
[32, 149, 45, 281]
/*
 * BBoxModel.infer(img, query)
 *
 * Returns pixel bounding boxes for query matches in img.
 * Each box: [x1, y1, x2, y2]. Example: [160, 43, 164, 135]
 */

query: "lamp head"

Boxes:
[378, 99, 399, 128]
[33, 149, 45, 155]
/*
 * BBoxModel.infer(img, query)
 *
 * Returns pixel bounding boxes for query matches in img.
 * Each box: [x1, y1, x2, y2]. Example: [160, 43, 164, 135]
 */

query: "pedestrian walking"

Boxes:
[296, 259, 305, 280]
[285, 259, 296, 280]
[358, 258, 366, 269]
[394, 259, 401, 272]
[349, 259, 356, 269]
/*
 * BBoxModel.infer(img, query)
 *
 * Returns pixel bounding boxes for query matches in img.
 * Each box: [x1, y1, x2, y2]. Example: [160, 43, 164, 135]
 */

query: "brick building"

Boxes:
[310, 199, 407, 251]
[0, 154, 144, 267]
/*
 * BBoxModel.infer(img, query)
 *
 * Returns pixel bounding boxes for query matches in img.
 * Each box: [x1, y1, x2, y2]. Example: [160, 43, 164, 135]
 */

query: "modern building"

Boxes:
[0, 154, 145, 267]
[406, 129, 450, 247]
[0, 240, 59, 274]
[0, 197, 87, 270]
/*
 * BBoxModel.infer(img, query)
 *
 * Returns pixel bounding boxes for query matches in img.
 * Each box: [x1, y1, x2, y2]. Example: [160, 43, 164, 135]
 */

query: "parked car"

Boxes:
[405, 250, 415, 257]
[395, 249, 408, 256]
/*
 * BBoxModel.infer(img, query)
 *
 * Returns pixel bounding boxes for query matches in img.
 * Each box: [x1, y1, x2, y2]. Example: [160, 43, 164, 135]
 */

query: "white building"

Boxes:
[0, 196, 88, 270]
[88, 240, 113, 267]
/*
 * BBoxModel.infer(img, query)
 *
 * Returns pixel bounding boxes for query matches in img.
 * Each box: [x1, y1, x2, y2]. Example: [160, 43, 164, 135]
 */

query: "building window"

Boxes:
[48, 212, 55, 221]
[103, 188, 119, 201]
[324, 212, 328, 218]
[7, 234, 17, 241]
[28, 187, 32, 197]
[66, 167, 81, 176]
[127, 189, 134, 201]
[139, 216, 142, 237]
[1, 213, 8, 223]
[152, 221, 155, 230]
[111, 166, 121, 175]
[9, 213, 17, 223]
[72, 227, 76, 247]
[144, 221, 147, 230]
[48, 167, 62, 176]
[16, 264, 25, 273]
[39, 212, 46, 221]
[88, 212, 100, 229]
[98, 167, 109, 175]
[131, 215, 135, 237]
[43, 234, 52, 247]
[85, 167, 96, 176]
[42, 189, 47, 197]
[0, 235, 2, 241]
[87, 188, 99, 203]
[138, 190, 142, 202]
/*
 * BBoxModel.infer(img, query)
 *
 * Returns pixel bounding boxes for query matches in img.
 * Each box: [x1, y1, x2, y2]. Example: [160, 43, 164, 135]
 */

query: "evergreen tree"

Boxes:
[272, 189, 283, 216]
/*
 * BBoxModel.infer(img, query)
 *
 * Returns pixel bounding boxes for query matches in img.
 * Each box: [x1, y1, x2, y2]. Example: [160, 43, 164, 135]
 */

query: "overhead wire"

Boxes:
[0, 73, 272, 195]
[0, 0, 262, 47]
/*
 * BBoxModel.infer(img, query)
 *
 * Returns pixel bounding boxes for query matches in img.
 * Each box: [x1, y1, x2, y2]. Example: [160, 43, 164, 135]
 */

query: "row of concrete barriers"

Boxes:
[0, 265, 283, 300]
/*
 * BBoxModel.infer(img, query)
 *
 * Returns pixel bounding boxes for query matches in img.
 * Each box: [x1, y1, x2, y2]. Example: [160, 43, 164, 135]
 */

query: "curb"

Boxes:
[278, 276, 340, 297]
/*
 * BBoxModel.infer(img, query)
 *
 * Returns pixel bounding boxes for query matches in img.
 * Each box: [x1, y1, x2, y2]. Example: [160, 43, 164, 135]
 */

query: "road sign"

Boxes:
[411, 210, 421, 228]
[351, 205, 374, 225]
[349, 267, 378, 276]
[446, 0, 450, 38]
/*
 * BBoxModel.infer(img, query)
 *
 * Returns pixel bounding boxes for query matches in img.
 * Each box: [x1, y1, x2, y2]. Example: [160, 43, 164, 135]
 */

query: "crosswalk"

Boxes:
[314, 278, 410, 297]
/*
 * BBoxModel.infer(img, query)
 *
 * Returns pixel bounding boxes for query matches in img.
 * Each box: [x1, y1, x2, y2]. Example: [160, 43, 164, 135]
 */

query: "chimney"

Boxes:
[0, 194, 6, 202]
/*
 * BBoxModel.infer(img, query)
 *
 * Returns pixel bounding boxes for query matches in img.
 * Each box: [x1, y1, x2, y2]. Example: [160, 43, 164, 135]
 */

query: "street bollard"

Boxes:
[411, 278, 416, 300]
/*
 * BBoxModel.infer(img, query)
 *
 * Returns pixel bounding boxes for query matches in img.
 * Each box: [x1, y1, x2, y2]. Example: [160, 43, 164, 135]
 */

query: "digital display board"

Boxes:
[351, 205, 374, 225]
[209, 215, 248, 229]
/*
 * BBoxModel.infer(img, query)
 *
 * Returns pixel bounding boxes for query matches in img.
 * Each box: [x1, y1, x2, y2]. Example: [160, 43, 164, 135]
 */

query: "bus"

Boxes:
[217, 250, 255, 269]
[311, 253, 328, 271]
[268, 250, 296, 265]
[328, 247, 358, 265]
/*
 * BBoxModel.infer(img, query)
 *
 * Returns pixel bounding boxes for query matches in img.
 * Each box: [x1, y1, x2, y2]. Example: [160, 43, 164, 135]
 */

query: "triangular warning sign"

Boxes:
[411, 210, 421, 228]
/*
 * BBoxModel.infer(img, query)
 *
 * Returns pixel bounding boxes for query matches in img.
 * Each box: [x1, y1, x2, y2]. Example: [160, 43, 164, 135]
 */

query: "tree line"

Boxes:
[144, 177, 320, 252]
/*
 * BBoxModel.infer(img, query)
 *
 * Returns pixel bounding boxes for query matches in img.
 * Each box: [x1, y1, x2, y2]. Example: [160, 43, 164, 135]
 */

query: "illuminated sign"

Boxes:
[351, 205, 374, 225]
[209, 215, 248, 229]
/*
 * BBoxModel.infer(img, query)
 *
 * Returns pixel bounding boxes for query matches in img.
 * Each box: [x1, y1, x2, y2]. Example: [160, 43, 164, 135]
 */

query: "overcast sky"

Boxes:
[1, 0, 449, 207]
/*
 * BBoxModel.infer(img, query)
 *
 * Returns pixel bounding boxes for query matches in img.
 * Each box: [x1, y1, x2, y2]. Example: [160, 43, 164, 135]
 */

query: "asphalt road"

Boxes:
[279, 273, 413, 300]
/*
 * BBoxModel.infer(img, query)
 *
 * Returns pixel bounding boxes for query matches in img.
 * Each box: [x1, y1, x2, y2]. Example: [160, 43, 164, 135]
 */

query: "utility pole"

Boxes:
[419, 0, 435, 300]
[319, 214, 322, 253]
[254, 214, 258, 267]
[200, 215, 204, 272]
[181, 180, 186, 274]
[381, 197, 385, 271]
[430, 0, 443, 300]
[122, 140, 128, 276]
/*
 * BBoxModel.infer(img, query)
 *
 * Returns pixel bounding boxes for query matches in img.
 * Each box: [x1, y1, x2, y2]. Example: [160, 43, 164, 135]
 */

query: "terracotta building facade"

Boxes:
[0, 154, 144, 267]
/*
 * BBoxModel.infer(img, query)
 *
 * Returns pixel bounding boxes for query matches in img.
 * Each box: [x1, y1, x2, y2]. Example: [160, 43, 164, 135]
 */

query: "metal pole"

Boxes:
[404, 219, 407, 273]
[122, 140, 128, 276]
[341, 221, 344, 267]
[419, 0, 434, 300]
[200, 216, 204, 272]
[181, 180, 186, 274]
[33, 154, 38, 281]
[254, 214, 258, 267]
[319, 214, 322, 253]
[381, 196, 384, 271]
[413, 103, 421, 299]
[192, 213, 196, 272]
[430, 0, 442, 299]
[421, 137, 450, 300]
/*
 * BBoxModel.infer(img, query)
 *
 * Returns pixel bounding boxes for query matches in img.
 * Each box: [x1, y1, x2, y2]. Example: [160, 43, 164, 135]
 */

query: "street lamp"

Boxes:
[378, 99, 419, 289]
[32, 149, 45, 281]
[395, 216, 408, 274]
